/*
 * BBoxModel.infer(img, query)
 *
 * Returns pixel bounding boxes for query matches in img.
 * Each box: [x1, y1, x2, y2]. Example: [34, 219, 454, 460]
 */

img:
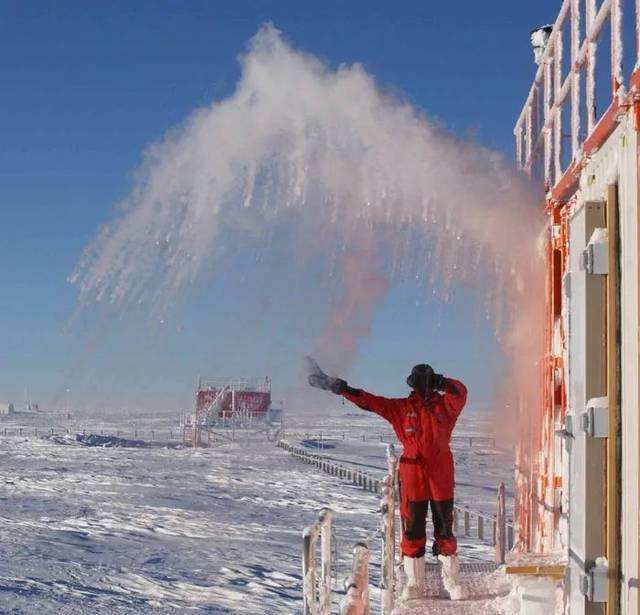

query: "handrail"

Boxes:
[279, 439, 515, 551]
[200, 385, 230, 424]
[302, 507, 335, 615]
[287, 440, 516, 612]
[495, 482, 507, 564]
[380, 444, 398, 614]
[340, 543, 370, 615]
[514, 0, 629, 194]
[288, 429, 499, 449]
[197, 376, 271, 392]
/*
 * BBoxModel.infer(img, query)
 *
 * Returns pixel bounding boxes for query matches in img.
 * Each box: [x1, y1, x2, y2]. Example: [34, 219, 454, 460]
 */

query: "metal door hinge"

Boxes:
[580, 397, 609, 438]
[579, 228, 608, 275]
[580, 557, 608, 602]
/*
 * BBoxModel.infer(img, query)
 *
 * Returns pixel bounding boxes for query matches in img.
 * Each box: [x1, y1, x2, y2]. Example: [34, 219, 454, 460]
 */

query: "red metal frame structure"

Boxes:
[514, 0, 640, 557]
[195, 377, 271, 421]
[183, 377, 271, 446]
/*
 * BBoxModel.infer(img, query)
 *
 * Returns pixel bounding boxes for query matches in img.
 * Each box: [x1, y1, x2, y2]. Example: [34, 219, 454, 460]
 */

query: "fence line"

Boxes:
[288, 430, 499, 450]
[295, 442, 515, 613]
[3, 424, 504, 451]
[279, 440, 514, 552]
[0, 426, 183, 442]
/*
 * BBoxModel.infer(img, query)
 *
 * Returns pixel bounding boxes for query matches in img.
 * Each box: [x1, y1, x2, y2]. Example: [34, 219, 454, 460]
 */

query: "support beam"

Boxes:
[606, 184, 622, 614]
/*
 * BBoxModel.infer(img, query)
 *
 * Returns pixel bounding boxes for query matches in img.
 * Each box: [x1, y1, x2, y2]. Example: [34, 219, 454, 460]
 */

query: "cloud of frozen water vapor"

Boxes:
[71, 25, 544, 424]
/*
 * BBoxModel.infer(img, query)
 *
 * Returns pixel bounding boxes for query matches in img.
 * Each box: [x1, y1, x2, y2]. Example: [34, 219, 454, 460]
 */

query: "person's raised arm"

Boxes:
[340, 386, 404, 423]
[438, 377, 467, 420]
[306, 357, 402, 423]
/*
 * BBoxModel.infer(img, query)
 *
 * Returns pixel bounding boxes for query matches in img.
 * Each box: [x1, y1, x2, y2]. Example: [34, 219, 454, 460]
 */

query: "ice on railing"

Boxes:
[201, 386, 230, 424]
[198, 377, 270, 393]
[302, 507, 334, 615]
[340, 543, 370, 615]
[380, 444, 398, 615]
[515, 0, 629, 186]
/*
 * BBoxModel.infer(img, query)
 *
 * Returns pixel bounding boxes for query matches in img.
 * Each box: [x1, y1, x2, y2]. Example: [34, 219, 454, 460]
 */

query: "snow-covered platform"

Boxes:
[392, 562, 512, 615]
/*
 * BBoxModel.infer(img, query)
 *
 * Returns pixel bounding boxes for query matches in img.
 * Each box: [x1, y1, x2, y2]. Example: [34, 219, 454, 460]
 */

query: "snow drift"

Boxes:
[71, 25, 543, 430]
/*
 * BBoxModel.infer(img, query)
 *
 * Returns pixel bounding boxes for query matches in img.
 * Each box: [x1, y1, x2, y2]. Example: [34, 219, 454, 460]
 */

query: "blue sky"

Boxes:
[0, 1, 564, 411]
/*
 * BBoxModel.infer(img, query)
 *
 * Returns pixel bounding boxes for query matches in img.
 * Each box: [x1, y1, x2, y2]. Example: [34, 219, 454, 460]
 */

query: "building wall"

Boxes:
[566, 112, 639, 613]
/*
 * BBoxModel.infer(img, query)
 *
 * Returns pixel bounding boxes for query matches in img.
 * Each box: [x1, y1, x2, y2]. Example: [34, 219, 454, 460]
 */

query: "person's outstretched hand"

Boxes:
[306, 357, 348, 395]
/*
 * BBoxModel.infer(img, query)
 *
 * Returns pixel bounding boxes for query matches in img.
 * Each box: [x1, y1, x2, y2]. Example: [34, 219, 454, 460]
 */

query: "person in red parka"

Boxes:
[308, 360, 467, 598]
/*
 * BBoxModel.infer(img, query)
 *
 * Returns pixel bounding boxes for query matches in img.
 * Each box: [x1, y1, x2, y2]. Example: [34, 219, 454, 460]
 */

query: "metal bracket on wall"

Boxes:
[555, 413, 575, 439]
[580, 397, 609, 438]
[579, 228, 609, 275]
[579, 557, 609, 602]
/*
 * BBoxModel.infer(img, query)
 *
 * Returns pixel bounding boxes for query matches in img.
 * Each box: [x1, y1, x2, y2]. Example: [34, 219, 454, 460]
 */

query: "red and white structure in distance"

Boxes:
[514, 1, 639, 613]
[183, 377, 272, 446]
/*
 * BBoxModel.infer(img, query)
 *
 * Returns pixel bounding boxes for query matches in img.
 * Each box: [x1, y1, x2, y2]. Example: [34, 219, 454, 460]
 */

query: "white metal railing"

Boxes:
[279, 441, 382, 493]
[200, 385, 230, 424]
[288, 429, 499, 450]
[340, 543, 370, 615]
[495, 481, 508, 565]
[280, 440, 514, 553]
[287, 440, 515, 612]
[380, 444, 398, 615]
[514, 0, 631, 189]
[197, 376, 271, 392]
[303, 507, 335, 615]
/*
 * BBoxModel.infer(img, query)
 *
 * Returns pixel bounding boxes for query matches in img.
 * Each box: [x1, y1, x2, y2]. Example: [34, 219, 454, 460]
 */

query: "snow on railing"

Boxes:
[284, 440, 515, 611]
[514, 0, 631, 194]
[303, 507, 335, 615]
[287, 430, 499, 450]
[197, 376, 271, 392]
[380, 444, 398, 615]
[279, 441, 382, 493]
[495, 482, 508, 565]
[192, 386, 231, 436]
[452, 498, 515, 557]
[279, 440, 514, 556]
[340, 543, 370, 615]
[1, 426, 185, 441]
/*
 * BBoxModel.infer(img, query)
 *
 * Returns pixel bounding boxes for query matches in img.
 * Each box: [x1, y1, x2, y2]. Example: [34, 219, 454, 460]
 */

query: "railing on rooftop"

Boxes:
[197, 376, 271, 393]
[514, 0, 640, 199]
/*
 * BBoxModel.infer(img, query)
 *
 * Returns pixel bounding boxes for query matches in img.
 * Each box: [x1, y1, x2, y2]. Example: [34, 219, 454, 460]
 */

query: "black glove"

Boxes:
[308, 372, 330, 390]
[306, 357, 348, 395]
[308, 373, 348, 395]
[329, 378, 347, 395]
[431, 373, 445, 390]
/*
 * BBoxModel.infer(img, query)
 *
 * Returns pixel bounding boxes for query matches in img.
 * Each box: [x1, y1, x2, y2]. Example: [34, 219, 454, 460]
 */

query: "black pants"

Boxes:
[402, 499, 455, 558]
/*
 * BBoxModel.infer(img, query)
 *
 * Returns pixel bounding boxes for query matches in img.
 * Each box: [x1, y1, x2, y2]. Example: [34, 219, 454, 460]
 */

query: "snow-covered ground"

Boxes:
[0, 409, 513, 613]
